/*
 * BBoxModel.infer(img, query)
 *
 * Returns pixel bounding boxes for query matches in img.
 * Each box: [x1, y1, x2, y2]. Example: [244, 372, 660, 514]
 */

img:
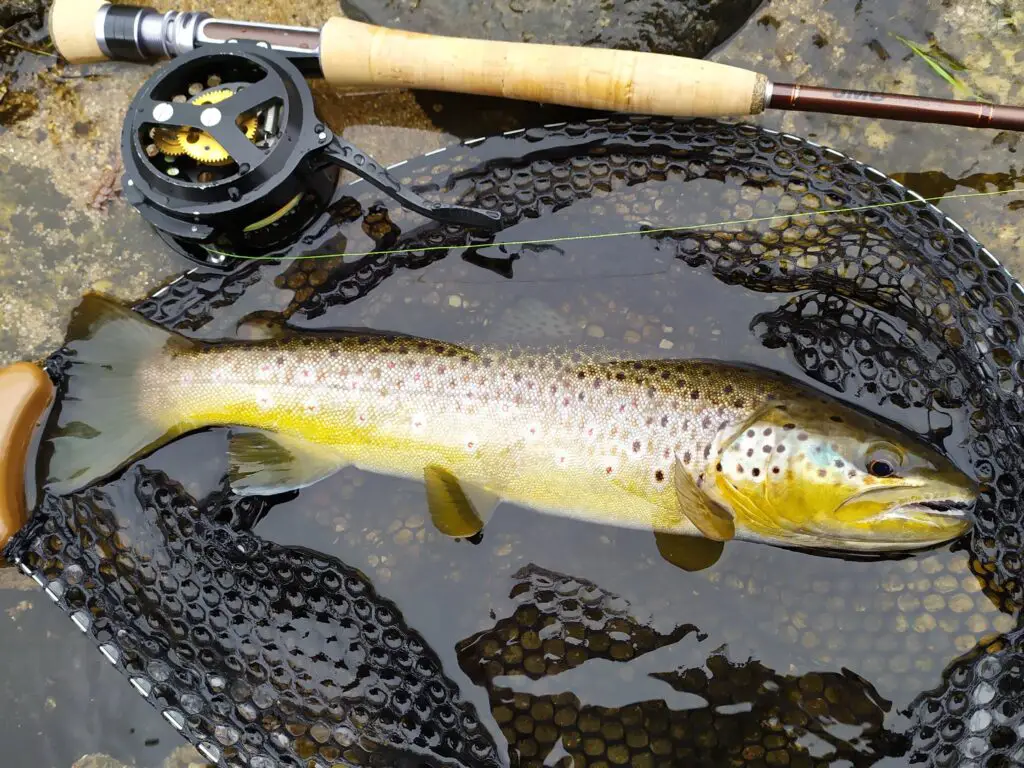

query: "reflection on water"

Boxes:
[6, 116, 1021, 768]
[457, 564, 902, 766]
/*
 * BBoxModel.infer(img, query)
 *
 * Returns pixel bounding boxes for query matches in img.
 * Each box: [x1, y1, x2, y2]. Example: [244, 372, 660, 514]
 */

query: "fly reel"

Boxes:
[120, 44, 501, 266]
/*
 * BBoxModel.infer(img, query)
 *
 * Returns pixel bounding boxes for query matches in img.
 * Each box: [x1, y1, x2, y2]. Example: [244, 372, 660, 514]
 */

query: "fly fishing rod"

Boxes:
[51, 0, 1024, 131]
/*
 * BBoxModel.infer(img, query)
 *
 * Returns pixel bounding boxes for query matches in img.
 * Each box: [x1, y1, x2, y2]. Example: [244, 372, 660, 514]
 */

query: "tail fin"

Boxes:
[42, 293, 194, 496]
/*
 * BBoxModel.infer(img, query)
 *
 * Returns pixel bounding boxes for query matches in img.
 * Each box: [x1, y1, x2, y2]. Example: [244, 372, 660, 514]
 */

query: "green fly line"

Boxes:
[205, 187, 1024, 263]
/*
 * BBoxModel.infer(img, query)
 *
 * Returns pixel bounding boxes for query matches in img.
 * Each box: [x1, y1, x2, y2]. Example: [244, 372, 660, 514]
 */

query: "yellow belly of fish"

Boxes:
[166, 376, 700, 537]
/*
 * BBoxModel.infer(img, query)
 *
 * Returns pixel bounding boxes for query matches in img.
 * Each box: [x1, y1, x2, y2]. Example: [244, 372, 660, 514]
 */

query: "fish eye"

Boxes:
[866, 446, 902, 478]
[868, 459, 895, 478]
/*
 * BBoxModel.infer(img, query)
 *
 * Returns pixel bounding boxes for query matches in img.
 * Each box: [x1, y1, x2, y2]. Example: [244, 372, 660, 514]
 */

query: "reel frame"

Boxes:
[120, 43, 501, 267]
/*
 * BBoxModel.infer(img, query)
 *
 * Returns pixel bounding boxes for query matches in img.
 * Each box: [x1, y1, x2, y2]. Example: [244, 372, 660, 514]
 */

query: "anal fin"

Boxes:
[228, 430, 349, 496]
[424, 465, 500, 538]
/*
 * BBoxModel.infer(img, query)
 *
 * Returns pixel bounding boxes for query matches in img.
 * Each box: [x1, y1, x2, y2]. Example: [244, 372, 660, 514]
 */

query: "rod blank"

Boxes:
[47, 0, 1024, 132]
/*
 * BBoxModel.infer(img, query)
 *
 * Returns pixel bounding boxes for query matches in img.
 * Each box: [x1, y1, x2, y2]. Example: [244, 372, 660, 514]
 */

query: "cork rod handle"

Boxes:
[319, 17, 769, 117]
[49, 0, 110, 64]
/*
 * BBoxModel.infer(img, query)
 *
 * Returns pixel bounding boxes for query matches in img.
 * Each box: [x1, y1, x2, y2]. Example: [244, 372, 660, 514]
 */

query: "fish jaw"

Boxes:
[823, 483, 975, 550]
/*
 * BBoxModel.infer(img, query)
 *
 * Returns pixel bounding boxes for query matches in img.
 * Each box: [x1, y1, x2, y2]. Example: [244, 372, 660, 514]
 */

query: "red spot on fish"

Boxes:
[606, 466, 613, 474]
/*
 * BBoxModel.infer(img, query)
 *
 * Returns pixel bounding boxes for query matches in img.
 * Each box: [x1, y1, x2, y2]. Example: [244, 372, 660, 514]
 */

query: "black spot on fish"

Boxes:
[578, 371, 586, 379]
[723, 385, 734, 394]
[632, 440, 641, 453]
[777, 445, 786, 453]
[704, 445, 711, 458]
[702, 416, 711, 428]
[276, 356, 285, 366]
[683, 451, 692, 464]
[752, 468, 761, 477]
[818, 469, 827, 477]
[747, 430, 755, 438]
[633, 362, 644, 370]
[763, 445, 772, 453]
[691, 390, 700, 399]
[831, 415, 843, 422]
[835, 460, 845, 468]
[848, 469, 857, 478]
[660, 415, 669, 428]
[616, 372, 626, 381]
[798, 433, 809, 441]
[784, 423, 796, 430]
[763, 428, 772, 436]
[329, 349, 339, 358]
[716, 463, 723, 472]
[655, 470, 665, 482]
[734, 398, 745, 408]
[772, 467, 780, 474]
[661, 371, 671, 380]
[736, 465, 744, 474]
[746, 449, 754, 457]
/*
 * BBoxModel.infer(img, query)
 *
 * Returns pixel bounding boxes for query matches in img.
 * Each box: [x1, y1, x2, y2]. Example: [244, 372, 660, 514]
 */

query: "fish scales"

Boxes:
[42, 290, 973, 558]
[144, 337, 784, 536]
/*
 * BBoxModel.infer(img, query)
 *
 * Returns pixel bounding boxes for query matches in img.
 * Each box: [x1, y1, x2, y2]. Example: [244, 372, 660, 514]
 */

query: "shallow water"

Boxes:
[0, 1, 1023, 767]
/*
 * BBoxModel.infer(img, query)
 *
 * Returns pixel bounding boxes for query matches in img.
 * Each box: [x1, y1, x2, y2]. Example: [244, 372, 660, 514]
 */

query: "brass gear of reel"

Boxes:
[178, 88, 259, 166]
[150, 126, 185, 156]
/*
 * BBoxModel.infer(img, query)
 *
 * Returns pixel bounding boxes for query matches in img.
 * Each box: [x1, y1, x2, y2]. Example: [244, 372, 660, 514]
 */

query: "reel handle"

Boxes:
[318, 17, 768, 118]
[0, 364, 54, 555]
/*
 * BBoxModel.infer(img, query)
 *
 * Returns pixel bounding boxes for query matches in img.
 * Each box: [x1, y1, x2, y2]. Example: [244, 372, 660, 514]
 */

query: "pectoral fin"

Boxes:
[654, 531, 724, 572]
[423, 465, 500, 538]
[673, 455, 735, 542]
[228, 430, 349, 496]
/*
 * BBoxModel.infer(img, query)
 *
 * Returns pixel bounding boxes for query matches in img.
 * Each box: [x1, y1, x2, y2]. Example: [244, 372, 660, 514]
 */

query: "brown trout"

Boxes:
[42, 295, 976, 570]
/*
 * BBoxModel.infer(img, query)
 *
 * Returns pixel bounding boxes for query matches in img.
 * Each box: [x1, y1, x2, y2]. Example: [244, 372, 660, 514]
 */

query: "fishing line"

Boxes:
[205, 187, 1024, 263]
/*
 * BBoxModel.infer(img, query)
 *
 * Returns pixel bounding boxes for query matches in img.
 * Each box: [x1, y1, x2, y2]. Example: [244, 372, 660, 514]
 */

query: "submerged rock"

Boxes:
[341, 0, 762, 56]
[340, 0, 764, 135]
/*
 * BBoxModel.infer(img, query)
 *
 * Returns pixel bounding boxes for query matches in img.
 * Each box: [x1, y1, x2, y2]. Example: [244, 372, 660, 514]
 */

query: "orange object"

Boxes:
[0, 363, 54, 557]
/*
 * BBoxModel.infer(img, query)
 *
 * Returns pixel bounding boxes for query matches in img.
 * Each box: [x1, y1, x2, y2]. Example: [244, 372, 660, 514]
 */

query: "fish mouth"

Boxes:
[840, 485, 975, 518]
[914, 498, 973, 516]
[825, 485, 975, 550]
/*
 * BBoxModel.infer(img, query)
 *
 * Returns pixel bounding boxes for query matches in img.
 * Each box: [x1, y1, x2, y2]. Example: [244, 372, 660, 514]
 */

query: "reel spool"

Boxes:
[120, 44, 501, 266]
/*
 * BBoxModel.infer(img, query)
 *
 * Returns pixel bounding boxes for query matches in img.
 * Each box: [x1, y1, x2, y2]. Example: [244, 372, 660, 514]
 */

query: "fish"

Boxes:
[40, 293, 976, 571]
